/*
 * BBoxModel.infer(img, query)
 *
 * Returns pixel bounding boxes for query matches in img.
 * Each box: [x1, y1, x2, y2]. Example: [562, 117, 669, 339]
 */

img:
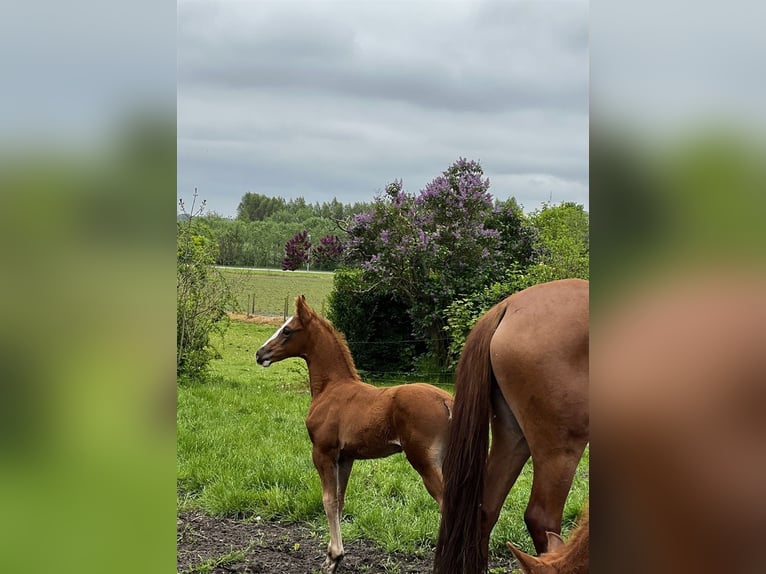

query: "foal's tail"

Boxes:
[434, 302, 507, 574]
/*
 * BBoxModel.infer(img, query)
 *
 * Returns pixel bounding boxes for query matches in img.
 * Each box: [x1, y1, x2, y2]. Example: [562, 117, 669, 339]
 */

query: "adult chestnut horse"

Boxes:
[433, 279, 589, 573]
[255, 296, 453, 574]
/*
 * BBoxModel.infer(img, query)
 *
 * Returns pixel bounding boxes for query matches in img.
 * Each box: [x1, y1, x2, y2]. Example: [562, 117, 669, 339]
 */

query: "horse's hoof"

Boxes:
[321, 554, 343, 573]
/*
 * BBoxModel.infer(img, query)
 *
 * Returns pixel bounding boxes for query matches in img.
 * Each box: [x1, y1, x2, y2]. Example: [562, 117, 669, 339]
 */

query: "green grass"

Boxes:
[218, 268, 334, 315]
[178, 320, 589, 556]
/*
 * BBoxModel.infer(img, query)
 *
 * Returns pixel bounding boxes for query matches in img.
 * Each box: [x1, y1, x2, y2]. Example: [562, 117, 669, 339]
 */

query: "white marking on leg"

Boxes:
[322, 487, 344, 572]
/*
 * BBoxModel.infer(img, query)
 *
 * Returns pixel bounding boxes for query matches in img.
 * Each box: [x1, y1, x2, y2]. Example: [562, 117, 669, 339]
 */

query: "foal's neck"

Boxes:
[304, 324, 359, 397]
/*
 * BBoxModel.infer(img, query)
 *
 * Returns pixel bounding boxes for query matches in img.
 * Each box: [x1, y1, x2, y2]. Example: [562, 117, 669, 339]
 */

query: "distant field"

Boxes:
[219, 267, 335, 317]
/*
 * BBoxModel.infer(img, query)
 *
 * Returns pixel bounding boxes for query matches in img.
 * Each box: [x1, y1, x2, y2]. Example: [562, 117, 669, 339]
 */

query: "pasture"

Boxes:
[218, 267, 334, 316]
[177, 319, 589, 567]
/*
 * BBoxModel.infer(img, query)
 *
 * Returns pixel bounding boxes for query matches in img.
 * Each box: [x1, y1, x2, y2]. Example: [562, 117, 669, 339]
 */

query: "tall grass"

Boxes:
[177, 320, 589, 555]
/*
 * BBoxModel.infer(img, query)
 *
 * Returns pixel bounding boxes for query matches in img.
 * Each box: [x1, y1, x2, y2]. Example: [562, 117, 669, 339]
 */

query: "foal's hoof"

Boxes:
[321, 553, 343, 573]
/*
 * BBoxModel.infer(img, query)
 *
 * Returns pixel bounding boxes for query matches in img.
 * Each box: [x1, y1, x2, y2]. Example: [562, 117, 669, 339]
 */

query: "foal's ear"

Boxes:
[294, 294, 313, 322]
[545, 531, 565, 553]
[506, 542, 541, 573]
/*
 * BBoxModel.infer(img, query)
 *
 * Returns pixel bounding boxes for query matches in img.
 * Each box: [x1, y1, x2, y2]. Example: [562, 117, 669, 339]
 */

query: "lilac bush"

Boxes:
[337, 158, 587, 369]
[312, 234, 344, 269]
[282, 230, 311, 271]
[344, 159, 512, 365]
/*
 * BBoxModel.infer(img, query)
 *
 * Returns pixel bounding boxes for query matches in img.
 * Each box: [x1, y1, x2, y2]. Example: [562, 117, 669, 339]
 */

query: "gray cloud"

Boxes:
[178, 0, 589, 216]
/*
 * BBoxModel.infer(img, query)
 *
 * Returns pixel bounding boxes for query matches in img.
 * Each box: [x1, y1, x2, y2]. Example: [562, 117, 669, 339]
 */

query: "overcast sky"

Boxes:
[4, 0, 762, 218]
[177, 0, 589, 217]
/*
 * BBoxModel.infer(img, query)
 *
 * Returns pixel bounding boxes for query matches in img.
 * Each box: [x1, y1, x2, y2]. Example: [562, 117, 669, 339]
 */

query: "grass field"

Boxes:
[218, 267, 335, 316]
[177, 320, 589, 557]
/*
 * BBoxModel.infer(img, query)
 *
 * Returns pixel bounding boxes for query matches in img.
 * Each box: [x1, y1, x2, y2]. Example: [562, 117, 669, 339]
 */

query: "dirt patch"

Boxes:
[227, 312, 286, 326]
[177, 512, 514, 573]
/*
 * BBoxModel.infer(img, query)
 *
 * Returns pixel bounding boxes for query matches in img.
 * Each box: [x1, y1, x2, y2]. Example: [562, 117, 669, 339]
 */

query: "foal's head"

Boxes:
[506, 508, 589, 574]
[255, 295, 316, 367]
[506, 533, 566, 574]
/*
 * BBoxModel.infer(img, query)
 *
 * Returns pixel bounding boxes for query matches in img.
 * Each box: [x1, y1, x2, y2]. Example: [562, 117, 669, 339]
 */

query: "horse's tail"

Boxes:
[434, 302, 507, 574]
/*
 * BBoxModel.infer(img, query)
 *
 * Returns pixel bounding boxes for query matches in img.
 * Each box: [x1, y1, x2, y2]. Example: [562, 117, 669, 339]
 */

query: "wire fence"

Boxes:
[230, 292, 457, 385]
[358, 371, 455, 386]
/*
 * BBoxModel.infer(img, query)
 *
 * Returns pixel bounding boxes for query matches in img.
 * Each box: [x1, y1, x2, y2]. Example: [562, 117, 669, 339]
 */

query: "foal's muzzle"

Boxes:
[255, 347, 272, 367]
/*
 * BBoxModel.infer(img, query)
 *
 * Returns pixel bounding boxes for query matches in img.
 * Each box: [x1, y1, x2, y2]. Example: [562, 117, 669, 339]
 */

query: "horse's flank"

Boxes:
[434, 279, 589, 574]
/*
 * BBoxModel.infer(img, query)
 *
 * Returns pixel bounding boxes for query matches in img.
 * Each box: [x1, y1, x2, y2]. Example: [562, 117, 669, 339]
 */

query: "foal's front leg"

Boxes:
[312, 447, 344, 573]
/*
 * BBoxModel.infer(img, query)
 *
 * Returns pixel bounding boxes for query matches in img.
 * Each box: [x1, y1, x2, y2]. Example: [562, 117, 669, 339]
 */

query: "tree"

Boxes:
[488, 197, 537, 270]
[527, 202, 589, 281]
[217, 219, 246, 266]
[443, 201, 589, 367]
[282, 230, 311, 271]
[343, 158, 511, 366]
[312, 234, 344, 269]
[237, 192, 286, 221]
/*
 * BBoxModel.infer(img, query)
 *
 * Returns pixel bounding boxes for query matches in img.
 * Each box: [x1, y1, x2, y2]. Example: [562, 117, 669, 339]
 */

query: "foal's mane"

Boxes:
[305, 309, 360, 380]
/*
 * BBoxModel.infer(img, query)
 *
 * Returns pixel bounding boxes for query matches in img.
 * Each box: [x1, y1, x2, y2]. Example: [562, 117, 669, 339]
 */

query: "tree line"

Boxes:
[181, 195, 372, 270]
[178, 158, 589, 380]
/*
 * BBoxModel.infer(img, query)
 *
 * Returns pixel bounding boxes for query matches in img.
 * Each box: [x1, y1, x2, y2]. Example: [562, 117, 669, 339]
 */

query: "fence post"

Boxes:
[251, 293, 255, 316]
[284, 296, 288, 321]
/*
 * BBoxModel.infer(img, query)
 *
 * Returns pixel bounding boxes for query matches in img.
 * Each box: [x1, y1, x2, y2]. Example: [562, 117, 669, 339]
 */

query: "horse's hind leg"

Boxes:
[524, 442, 587, 554]
[480, 384, 531, 555]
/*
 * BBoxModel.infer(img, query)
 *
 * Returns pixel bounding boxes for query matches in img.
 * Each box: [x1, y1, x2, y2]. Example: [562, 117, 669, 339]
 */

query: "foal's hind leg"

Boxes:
[400, 408, 451, 509]
[404, 450, 445, 509]
[524, 442, 587, 554]
[312, 447, 345, 573]
[337, 458, 354, 520]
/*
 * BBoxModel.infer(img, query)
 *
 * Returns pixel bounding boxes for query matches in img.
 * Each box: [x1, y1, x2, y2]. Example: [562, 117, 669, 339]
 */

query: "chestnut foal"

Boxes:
[255, 296, 452, 573]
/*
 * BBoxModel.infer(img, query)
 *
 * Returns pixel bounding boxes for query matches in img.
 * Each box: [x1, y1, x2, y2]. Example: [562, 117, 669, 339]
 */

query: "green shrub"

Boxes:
[443, 264, 587, 369]
[443, 272, 520, 368]
[444, 203, 589, 368]
[327, 268, 421, 375]
[177, 199, 233, 381]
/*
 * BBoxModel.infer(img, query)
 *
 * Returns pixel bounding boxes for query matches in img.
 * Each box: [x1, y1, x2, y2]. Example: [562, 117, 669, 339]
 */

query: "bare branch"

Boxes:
[330, 216, 352, 233]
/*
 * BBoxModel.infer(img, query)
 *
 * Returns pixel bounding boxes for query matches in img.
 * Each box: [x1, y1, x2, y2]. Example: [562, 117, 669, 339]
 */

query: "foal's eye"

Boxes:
[282, 327, 292, 337]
